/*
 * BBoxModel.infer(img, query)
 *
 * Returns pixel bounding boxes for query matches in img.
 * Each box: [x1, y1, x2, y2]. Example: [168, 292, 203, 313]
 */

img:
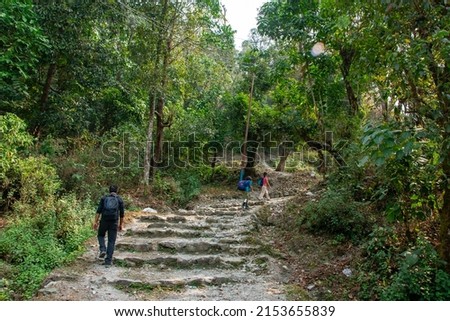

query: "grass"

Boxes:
[284, 284, 312, 300]
[115, 282, 185, 298]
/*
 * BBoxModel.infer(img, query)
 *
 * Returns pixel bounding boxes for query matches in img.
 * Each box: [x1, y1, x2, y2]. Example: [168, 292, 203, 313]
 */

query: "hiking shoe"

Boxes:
[99, 251, 106, 259]
[102, 262, 112, 267]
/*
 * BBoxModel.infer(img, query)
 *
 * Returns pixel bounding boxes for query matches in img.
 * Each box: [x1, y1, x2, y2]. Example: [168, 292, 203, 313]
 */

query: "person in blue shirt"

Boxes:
[238, 176, 253, 210]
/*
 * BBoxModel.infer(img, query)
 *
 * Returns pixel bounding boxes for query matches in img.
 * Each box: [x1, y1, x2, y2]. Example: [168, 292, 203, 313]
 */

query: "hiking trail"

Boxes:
[34, 172, 319, 301]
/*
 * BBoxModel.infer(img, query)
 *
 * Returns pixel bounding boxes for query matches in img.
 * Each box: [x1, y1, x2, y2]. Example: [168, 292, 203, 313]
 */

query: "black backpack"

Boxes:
[102, 194, 119, 220]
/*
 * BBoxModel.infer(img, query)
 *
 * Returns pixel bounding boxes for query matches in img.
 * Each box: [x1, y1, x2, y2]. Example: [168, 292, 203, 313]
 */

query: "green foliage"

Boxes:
[152, 164, 237, 207]
[0, 113, 33, 179]
[0, 0, 48, 107]
[152, 170, 201, 207]
[17, 157, 61, 204]
[1, 114, 60, 209]
[359, 228, 450, 300]
[327, 142, 371, 202]
[43, 129, 144, 200]
[360, 122, 439, 227]
[299, 189, 372, 241]
[0, 194, 93, 299]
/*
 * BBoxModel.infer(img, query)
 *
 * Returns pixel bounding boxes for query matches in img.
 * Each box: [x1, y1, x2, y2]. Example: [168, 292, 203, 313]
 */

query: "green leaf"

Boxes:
[396, 149, 405, 160]
[374, 134, 384, 145]
[403, 251, 419, 267]
[386, 203, 401, 221]
[382, 148, 394, 158]
[403, 141, 414, 155]
[399, 130, 411, 141]
[358, 155, 369, 167]
[375, 157, 385, 166]
[433, 29, 449, 40]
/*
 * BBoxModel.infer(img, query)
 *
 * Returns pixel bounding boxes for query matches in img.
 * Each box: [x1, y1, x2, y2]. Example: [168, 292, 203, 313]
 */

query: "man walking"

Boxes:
[93, 185, 124, 267]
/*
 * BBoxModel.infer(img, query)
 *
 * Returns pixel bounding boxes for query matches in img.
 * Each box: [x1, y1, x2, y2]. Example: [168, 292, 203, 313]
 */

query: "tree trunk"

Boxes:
[34, 62, 57, 135]
[424, 41, 450, 269]
[306, 140, 346, 167]
[245, 140, 259, 176]
[211, 150, 217, 169]
[276, 143, 291, 172]
[154, 97, 165, 168]
[40, 63, 57, 109]
[153, 1, 173, 171]
[339, 47, 359, 115]
[241, 73, 255, 168]
[145, 0, 170, 179]
[440, 157, 450, 272]
[143, 93, 156, 185]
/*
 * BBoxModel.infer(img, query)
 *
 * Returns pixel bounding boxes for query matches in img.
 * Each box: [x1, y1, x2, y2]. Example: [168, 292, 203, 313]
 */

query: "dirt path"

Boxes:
[33, 198, 294, 300]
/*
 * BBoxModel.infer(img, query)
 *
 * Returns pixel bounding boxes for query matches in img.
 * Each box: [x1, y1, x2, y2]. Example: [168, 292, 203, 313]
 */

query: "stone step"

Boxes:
[146, 221, 240, 231]
[175, 209, 199, 216]
[114, 253, 245, 269]
[205, 216, 235, 224]
[106, 267, 256, 291]
[195, 209, 242, 216]
[205, 201, 265, 209]
[112, 275, 239, 291]
[139, 215, 189, 223]
[159, 280, 285, 301]
[139, 212, 250, 222]
[115, 238, 261, 255]
[125, 225, 252, 239]
[125, 228, 212, 239]
[144, 222, 212, 230]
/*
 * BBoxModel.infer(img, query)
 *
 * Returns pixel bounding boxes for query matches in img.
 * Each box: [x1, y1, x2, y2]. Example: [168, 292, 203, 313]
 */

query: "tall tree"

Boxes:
[139, 0, 231, 183]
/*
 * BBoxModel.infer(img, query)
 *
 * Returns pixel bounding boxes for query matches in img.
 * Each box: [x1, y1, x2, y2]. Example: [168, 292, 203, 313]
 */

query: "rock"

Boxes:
[267, 214, 277, 225]
[342, 268, 352, 277]
[307, 284, 315, 291]
[306, 191, 315, 197]
[38, 282, 59, 295]
[142, 207, 157, 213]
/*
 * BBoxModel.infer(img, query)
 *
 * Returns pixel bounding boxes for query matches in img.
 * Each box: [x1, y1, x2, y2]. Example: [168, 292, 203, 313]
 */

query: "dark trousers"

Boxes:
[242, 190, 250, 209]
[97, 219, 118, 264]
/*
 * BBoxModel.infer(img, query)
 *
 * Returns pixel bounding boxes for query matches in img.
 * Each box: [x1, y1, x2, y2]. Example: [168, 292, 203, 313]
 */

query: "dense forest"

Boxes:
[1, 0, 449, 300]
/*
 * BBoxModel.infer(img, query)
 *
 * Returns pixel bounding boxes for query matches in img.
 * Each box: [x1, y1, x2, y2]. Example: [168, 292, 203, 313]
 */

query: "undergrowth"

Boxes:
[0, 195, 93, 300]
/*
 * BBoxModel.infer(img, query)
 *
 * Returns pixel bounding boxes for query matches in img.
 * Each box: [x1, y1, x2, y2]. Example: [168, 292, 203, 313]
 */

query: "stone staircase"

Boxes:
[35, 197, 287, 301]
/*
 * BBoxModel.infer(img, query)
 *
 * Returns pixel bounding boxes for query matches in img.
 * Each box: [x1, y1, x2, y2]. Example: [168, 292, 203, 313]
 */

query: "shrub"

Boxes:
[153, 170, 202, 207]
[381, 237, 450, 300]
[300, 189, 372, 241]
[0, 195, 93, 299]
[17, 157, 61, 204]
[359, 228, 450, 300]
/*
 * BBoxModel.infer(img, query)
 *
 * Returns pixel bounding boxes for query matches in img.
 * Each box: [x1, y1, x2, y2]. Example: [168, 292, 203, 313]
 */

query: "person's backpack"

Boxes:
[257, 177, 263, 187]
[102, 194, 119, 220]
[237, 180, 246, 191]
